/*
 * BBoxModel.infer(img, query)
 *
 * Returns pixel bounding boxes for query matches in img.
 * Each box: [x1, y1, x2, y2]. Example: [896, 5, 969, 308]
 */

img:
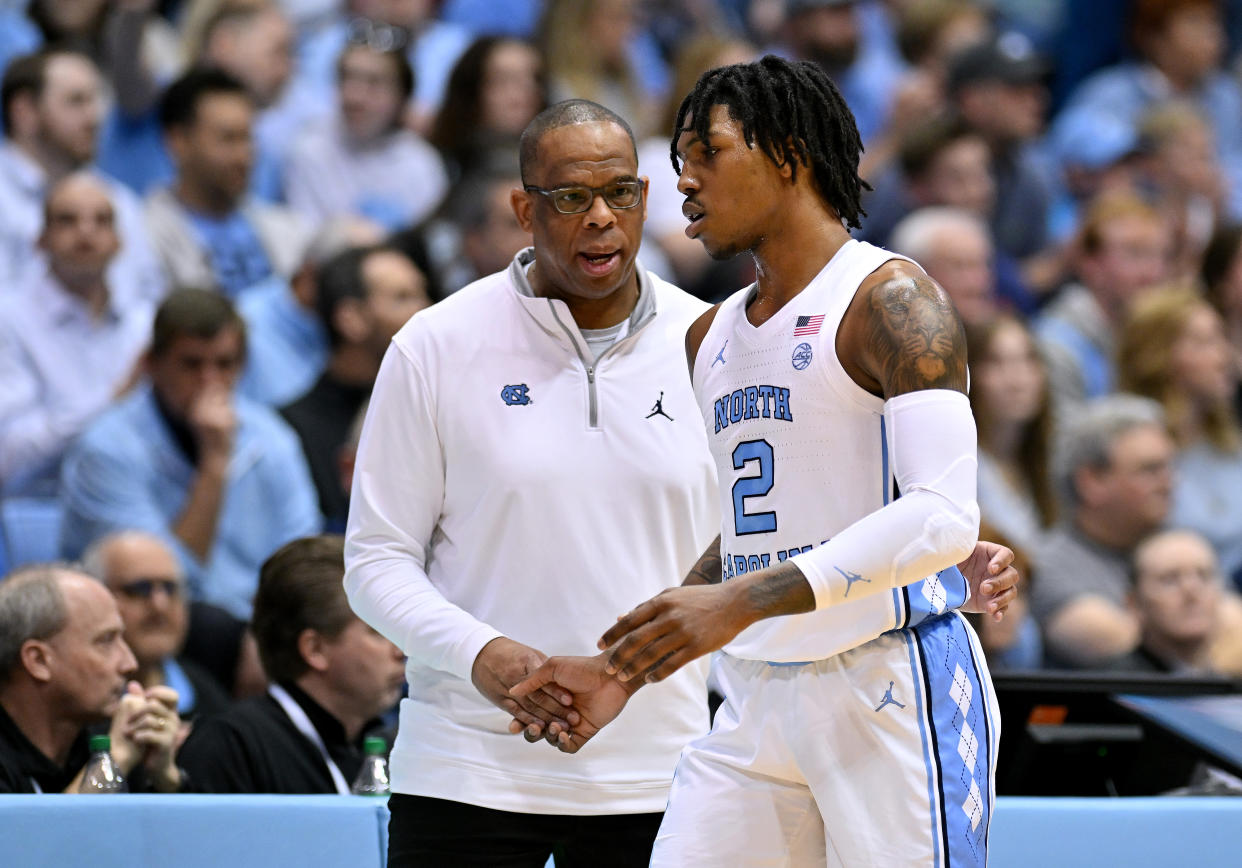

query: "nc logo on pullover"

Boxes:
[501, 384, 532, 406]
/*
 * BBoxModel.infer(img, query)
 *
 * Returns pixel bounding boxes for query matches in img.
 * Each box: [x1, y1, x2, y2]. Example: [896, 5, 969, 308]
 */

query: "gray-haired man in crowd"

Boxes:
[1032, 395, 1175, 666]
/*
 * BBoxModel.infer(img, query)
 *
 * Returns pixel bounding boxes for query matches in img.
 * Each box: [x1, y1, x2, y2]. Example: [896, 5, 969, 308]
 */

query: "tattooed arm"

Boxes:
[682, 535, 723, 585]
[838, 261, 968, 398]
[592, 262, 987, 686]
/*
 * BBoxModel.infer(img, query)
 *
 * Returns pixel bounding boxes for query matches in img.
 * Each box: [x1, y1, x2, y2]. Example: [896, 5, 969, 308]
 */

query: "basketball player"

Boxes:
[513, 56, 1003, 866]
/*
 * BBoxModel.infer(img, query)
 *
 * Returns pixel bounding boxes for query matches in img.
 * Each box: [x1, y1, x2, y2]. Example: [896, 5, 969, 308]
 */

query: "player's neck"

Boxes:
[748, 213, 852, 325]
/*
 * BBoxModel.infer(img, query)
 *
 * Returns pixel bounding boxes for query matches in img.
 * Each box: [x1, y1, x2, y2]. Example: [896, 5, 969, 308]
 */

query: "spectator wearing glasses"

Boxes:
[1031, 395, 1176, 667]
[294, 5, 473, 132]
[1114, 528, 1233, 675]
[0, 564, 185, 793]
[284, 40, 448, 232]
[82, 531, 231, 725]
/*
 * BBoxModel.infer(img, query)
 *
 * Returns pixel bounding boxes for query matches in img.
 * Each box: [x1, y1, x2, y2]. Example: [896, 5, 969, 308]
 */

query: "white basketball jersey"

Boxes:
[693, 240, 968, 662]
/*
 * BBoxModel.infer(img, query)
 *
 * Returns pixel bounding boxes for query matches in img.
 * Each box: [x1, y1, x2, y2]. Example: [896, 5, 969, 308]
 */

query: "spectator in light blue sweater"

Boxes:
[60, 288, 321, 620]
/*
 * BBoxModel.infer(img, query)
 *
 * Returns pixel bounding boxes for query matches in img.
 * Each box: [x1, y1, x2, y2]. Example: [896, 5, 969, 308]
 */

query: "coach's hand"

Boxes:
[599, 583, 752, 685]
[957, 540, 1019, 621]
[471, 637, 578, 741]
[509, 654, 634, 754]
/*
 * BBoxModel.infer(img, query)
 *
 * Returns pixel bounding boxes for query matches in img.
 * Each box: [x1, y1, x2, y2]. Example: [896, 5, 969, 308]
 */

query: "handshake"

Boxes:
[470, 580, 743, 755]
[472, 542, 1020, 754]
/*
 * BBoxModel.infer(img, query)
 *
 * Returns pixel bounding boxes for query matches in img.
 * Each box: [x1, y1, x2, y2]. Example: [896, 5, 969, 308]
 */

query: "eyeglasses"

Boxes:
[345, 17, 408, 53]
[523, 180, 643, 215]
[115, 579, 183, 600]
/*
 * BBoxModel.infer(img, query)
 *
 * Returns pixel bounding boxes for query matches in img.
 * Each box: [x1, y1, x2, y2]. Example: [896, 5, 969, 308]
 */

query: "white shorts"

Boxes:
[651, 613, 999, 867]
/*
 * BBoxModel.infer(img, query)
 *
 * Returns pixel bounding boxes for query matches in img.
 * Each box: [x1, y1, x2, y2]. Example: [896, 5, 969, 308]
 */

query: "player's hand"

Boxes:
[471, 637, 579, 741]
[598, 583, 749, 685]
[957, 540, 1019, 621]
[509, 654, 633, 754]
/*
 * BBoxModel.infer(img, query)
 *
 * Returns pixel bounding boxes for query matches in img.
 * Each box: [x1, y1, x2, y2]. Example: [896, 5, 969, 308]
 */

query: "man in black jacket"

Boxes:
[178, 535, 405, 793]
[0, 564, 183, 793]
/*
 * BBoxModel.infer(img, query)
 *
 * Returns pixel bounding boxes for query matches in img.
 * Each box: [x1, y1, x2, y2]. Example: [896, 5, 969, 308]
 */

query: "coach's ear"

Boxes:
[512, 187, 535, 233]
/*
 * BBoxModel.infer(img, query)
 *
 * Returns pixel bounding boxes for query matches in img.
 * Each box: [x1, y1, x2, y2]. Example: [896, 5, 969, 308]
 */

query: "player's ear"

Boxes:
[777, 139, 798, 181]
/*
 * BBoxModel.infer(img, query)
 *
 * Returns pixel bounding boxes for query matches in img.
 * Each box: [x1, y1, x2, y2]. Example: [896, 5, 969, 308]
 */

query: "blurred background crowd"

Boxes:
[4, 0, 1242, 738]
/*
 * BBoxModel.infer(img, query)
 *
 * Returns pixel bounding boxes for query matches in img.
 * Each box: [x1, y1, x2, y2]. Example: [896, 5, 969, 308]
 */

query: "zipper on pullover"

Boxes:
[547, 299, 655, 429]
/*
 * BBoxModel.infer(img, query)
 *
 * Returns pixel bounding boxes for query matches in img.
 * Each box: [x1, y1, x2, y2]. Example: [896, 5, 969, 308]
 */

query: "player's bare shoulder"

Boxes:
[685, 303, 722, 382]
[841, 259, 967, 398]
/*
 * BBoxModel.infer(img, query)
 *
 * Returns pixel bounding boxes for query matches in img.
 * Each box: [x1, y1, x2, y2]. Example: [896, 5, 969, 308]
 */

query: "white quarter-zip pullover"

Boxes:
[345, 249, 720, 814]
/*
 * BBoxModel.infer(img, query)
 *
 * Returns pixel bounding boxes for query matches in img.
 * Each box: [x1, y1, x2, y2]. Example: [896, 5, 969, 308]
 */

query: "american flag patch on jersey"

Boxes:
[793, 314, 825, 336]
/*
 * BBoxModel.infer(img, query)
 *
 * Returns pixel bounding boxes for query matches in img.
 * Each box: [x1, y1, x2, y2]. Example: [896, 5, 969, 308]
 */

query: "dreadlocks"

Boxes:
[670, 55, 870, 230]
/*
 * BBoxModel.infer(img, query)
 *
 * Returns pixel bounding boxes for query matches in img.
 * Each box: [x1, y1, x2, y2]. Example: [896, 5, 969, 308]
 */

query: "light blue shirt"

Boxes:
[59, 385, 322, 618]
[184, 210, 275, 298]
[284, 117, 448, 231]
[1171, 441, 1242, 589]
[0, 271, 153, 495]
[1050, 62, 1242, 218]
[237, 276, 328, 406]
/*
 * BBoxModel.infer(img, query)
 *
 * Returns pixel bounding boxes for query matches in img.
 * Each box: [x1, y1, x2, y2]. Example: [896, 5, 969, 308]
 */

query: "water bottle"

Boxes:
[80, 734, 127, 793]
[350, 737, 390, 796]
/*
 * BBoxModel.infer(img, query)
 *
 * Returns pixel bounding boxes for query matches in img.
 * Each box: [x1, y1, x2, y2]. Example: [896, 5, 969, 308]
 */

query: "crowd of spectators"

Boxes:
[4, 0, 1242, 795]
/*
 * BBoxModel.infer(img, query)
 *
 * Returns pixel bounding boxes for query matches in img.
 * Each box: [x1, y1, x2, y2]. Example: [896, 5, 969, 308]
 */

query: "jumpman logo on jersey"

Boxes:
[834, 565, 871, 597]
[646, 391, 674, 421]
[874, 682, 906, 712]
[712, 340, 728, 367]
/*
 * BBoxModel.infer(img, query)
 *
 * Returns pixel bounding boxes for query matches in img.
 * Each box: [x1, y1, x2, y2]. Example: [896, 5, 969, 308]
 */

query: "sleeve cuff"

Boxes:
[428, 623, 506, 682]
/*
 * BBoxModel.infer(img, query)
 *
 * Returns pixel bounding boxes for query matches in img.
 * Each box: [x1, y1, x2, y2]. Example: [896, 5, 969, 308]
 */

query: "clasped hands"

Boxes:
[106, 681, 184, 792]
[478, 542, 1019, 755]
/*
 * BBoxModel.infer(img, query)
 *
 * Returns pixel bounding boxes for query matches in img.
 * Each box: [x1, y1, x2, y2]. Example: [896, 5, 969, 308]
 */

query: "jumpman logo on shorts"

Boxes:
[646, 391, 674, 421]
[712, 340, 728, 367]
[834, 565, 871, 597]
[874, 681, 906, 712]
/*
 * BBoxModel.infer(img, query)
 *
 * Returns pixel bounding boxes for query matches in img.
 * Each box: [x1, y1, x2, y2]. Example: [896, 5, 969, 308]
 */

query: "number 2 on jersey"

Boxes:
[732, 439, 776, 535]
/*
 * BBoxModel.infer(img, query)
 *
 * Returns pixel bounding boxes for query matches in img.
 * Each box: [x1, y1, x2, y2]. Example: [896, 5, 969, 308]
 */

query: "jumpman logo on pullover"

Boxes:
[646, 392, 673, 421]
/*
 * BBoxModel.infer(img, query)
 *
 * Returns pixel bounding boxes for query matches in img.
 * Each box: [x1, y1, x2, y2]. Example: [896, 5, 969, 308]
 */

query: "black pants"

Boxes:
[386, 794, 663, 868]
